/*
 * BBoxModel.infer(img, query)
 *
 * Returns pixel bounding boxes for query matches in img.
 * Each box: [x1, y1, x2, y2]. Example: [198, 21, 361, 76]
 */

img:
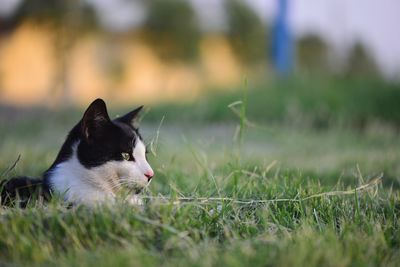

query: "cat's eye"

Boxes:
[121, 152, 130, 161]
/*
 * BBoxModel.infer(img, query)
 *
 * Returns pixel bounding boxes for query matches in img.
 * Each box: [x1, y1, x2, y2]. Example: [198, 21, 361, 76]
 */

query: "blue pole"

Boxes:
[272, 0, 292, 75]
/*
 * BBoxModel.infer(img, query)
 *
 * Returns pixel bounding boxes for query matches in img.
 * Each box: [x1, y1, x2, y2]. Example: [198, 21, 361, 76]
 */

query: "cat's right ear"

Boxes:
[81, 98, 110, 140]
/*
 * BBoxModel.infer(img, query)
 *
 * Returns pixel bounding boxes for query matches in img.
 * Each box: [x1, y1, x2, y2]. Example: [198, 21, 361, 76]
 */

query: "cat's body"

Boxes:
[1, 99, 154, 206]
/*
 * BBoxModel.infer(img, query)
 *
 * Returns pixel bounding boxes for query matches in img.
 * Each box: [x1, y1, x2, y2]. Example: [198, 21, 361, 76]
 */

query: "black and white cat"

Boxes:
[1, 99, 154, 206]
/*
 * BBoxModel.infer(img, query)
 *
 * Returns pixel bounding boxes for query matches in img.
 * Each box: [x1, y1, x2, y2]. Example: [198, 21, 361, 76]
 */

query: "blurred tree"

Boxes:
[141, 0, 200, 61]
[3, 0, 98, 103]
[5, 0, 97, 31]
[0, 0, 66, 33]
[344, 42, 380, 78]
[296, 34, 330, 74]
[225, 0, 269, 65]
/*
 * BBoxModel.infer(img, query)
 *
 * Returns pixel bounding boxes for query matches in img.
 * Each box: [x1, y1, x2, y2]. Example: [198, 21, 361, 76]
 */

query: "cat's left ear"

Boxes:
[115, 106, 144, 128]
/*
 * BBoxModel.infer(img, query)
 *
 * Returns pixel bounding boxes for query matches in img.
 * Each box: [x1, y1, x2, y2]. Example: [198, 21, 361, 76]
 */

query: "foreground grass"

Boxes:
[0, 168, 398, 266]
[0, 91, 400, 266]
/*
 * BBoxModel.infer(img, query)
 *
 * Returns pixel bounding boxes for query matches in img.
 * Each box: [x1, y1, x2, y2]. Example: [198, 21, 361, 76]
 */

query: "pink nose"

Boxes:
[145, 170, 154, 180]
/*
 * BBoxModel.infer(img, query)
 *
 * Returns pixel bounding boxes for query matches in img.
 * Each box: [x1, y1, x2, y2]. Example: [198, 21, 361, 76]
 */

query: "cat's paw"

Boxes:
[128, 195, 144, 206]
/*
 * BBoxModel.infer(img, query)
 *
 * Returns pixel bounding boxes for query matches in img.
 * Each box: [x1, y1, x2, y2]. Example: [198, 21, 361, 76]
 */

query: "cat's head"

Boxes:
[77, 99, 154, 192]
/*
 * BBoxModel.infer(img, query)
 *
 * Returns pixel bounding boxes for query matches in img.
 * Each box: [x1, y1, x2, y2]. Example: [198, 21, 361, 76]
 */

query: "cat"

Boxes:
[0, 98, 154, 207]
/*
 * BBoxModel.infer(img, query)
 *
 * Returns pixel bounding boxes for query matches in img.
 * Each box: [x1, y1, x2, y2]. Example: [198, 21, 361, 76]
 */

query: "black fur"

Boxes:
[0, 176, 48, 207]
[1, 99, 144, 206]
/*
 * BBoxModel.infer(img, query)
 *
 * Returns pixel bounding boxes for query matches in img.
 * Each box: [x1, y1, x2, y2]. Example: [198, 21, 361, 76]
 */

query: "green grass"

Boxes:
[145, 76, 400, 129]
[0, 80, 400, 266]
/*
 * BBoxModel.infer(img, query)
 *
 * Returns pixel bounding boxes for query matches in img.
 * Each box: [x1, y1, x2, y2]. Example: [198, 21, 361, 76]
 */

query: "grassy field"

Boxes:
[0, 78, 399, 266]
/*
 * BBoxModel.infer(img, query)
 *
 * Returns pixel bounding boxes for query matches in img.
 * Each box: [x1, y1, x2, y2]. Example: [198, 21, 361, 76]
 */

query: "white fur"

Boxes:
[48, 139, 153, 206]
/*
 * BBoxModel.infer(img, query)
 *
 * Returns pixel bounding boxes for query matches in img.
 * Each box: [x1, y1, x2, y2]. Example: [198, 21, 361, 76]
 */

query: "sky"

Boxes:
[0, 0, 399, 77]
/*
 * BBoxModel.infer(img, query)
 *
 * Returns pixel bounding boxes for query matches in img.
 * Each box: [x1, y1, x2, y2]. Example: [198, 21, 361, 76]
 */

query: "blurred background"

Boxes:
[0, 0, 400, 185]
[0, 0, 398, 107]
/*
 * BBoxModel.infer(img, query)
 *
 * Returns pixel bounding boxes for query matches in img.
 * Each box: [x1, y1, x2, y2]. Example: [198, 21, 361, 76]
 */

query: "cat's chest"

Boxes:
[48, 153, 118, 204]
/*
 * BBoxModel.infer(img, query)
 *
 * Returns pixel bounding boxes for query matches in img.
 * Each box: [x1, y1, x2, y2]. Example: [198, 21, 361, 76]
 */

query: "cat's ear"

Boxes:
[115, 106, 143, 128]
[81, 98, 111, 140]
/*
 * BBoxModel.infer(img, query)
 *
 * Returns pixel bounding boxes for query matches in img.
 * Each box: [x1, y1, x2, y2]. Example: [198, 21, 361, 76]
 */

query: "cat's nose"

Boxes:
[145, 170, 154, 181]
